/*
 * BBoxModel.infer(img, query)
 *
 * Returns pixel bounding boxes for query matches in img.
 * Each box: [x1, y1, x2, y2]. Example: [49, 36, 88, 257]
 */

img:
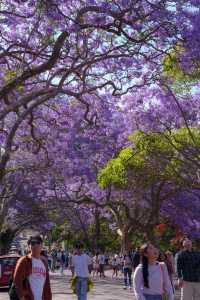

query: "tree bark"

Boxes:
[92, 208, 101, 252]
[121, 226, 133, 252]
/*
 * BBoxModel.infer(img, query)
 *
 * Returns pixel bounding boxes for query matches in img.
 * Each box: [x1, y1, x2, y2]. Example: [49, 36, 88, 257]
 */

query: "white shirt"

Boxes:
[116, 256, 121, 265]
[57, 252, 62, 260]
[93, 256, 98, 264]
[112, 259, 118, 266]
[133, 262, 174, 300]
[28, 258, 46, 300]
[124, 255, 132, 268]
[72, 254, 91, 278]
[98, 254, 105, 265]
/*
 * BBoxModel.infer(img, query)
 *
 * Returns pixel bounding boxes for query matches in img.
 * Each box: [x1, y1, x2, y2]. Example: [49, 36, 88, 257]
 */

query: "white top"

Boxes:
[72, 254, 91, 278]
[98, 254, 105, 265]
[124, 256, 132, 268]
[133, 262, 174, 300]
[115, 256, 121, 265]
[28, 258, 46, 300]
[93, 256, 98, 264]
[112, 258, 118, 266]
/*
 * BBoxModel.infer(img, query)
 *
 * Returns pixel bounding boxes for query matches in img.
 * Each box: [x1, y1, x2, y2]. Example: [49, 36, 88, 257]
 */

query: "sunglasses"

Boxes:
[30, 241, 41, 246]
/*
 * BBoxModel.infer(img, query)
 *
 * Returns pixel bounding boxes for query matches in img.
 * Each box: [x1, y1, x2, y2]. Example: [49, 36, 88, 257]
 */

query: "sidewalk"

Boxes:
[0, 269, 181, 300]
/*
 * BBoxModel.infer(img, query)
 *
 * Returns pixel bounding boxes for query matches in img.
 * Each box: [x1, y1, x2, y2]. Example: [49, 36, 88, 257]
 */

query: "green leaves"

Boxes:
[163, 46, 185, 82]
[98, 128, 200, 189]
[163, 45, 200, 93]
[4, 69, 24, 92]
[98, 157, 127, 189]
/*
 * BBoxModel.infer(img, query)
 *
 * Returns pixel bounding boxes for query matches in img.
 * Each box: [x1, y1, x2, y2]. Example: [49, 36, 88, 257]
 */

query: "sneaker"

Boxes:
[123, 286, 127, 290]
[129, 286, 132, 290]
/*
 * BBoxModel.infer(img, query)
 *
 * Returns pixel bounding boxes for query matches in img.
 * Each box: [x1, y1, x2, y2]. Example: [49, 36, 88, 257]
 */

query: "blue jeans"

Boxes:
[143, 294, 162, 300]
[76, 277, 88, 300]
[123, 267, 132, 286]
[60, 262, 64, 274]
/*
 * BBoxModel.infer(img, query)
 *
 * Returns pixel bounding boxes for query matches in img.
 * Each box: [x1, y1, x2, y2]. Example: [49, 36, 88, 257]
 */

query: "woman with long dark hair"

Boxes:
[133, 243, 174, 300]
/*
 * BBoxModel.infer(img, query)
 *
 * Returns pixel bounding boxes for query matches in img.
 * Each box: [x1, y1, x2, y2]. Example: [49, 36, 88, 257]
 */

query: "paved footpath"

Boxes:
[0, 270, 181, 300]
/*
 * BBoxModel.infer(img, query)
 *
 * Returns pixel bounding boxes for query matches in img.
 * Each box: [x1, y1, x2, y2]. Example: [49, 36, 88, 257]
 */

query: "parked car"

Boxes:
[0, 254, 20, 287]
[8, 246, 18, 253]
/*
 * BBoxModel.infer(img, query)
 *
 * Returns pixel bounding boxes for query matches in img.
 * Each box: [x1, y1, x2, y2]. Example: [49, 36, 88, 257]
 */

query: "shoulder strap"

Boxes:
[159, 263, 165, 292]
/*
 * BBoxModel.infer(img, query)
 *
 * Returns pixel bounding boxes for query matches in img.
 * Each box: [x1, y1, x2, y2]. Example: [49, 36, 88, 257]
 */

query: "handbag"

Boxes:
[9, 278, 28, 300]
[8, 282, 20, 300]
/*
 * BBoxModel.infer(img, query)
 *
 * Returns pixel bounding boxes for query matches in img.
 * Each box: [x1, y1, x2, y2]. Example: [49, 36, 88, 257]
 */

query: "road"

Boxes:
[0, 269, 181, 300]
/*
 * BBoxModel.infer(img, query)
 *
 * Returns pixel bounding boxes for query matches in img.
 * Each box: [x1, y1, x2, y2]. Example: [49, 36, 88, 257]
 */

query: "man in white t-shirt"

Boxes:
[97, 252, 106, 278]
[13, 235, 52, 300]
[72, 242, 92, 300]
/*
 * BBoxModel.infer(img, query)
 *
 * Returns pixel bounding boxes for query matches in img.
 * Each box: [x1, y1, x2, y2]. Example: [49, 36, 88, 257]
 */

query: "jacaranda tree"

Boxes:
[0, 0, 200, 249]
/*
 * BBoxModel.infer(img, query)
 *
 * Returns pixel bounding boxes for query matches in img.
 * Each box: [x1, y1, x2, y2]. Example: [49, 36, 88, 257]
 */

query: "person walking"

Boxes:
[51, 248, 57, 272]
[65, 250, 69, 268]
[60, 250, 66, 275]
[118, 254, 123, 274]
[57, 249, 62, 271]
[123, 251, 133, 290]
[92, 253, 99, 278]
[133, 248, 140, 270]
[133, 243, 174, 300]
[111, 255, 119, 278]
[176, 238, 200, 300]
[97, 251, 106, 278]
[13, 235, 52, 300]
[71, 242, 92, 300]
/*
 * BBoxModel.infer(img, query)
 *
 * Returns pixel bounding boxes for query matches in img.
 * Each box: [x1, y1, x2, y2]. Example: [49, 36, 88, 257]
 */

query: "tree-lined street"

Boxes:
[1, 1, 200, 299]
[1, 1, 200, 252]
[0, 270, 181, 300]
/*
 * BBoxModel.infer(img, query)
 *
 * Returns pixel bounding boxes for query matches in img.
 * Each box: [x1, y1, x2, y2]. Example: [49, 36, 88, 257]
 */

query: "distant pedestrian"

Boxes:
[51, 248, 57, 272]
[111, 256, 119, 278]
[98, 252, 106, 278]
[123, 251, 133, 289]
[132, 248, 140, 270]
[92, 254, 99, 278]
[105, 252, 109, 265]
[60, 250, 66, 274]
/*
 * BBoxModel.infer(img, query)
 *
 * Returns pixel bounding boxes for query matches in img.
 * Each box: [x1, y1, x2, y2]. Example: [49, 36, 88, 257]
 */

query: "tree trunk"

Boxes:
[92, 208, 101, 252]
[121, 226, 133, 252]
[144, 224, 158, 244]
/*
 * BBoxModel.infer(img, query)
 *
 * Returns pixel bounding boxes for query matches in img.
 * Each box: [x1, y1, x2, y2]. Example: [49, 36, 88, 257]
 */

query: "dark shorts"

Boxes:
[143, 294, 162, 300]
[99, 264, 104, 272]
